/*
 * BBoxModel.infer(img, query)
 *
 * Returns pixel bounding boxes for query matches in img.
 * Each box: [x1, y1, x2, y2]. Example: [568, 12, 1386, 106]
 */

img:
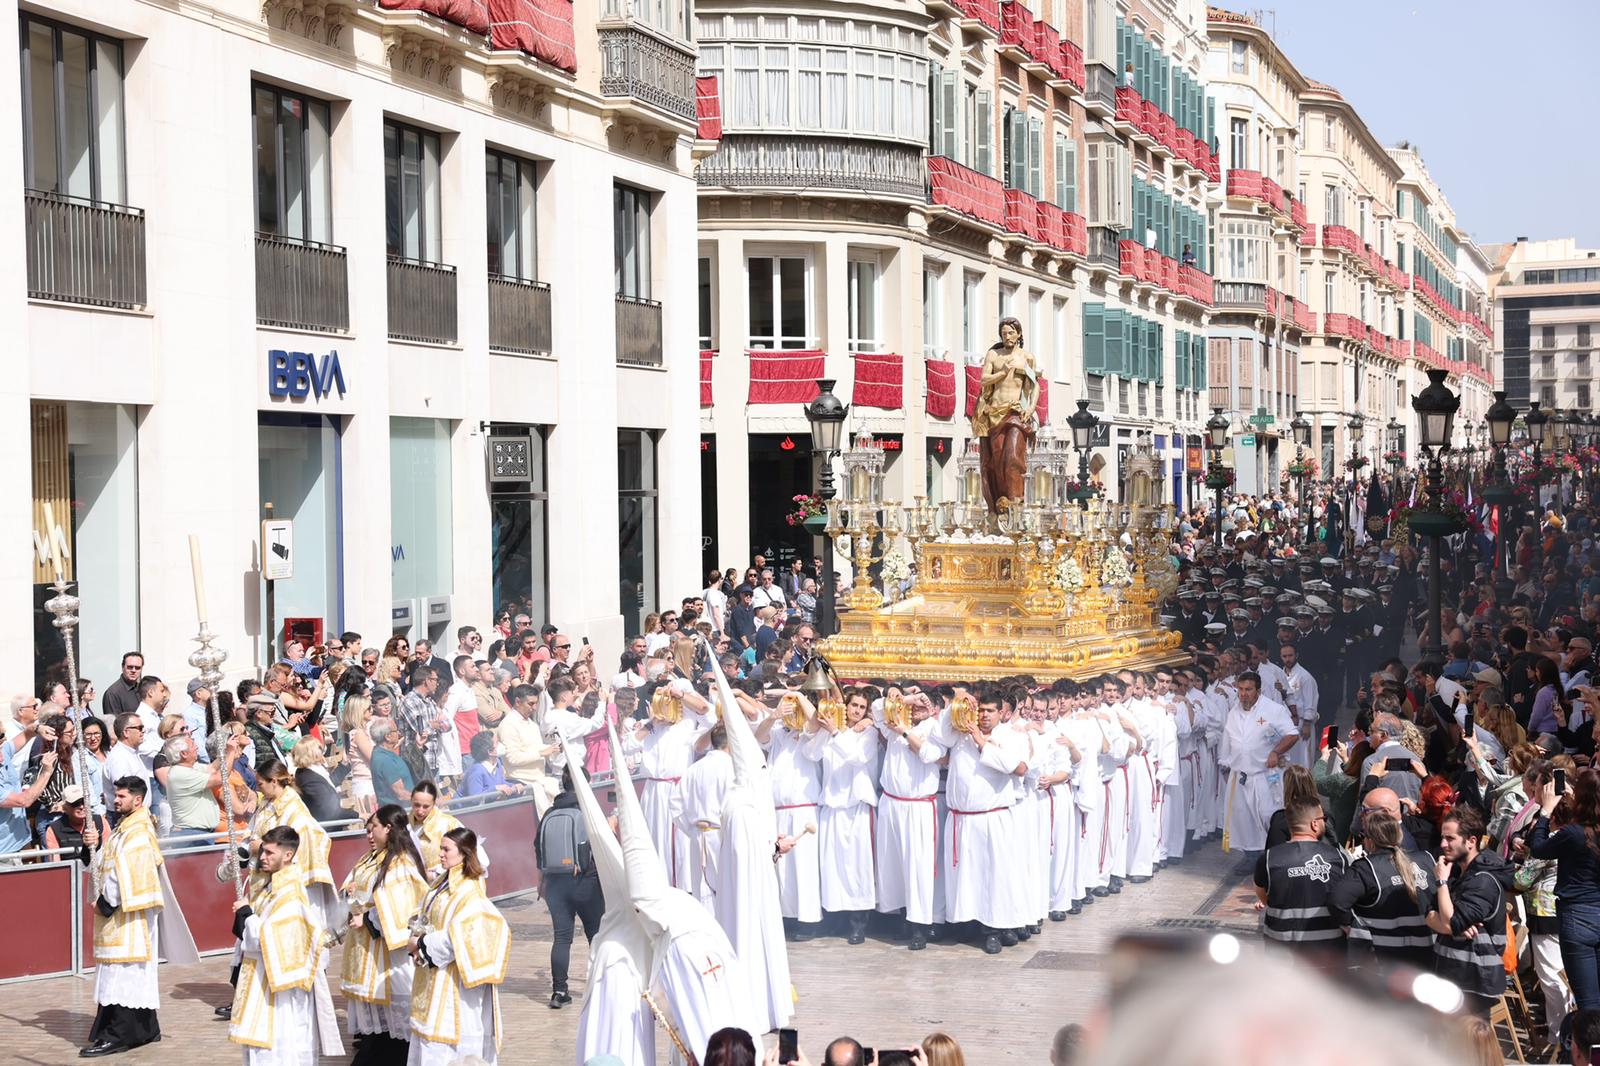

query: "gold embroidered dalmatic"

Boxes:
[250, 789, 333, 895]
[340, 848, 428, 1004]
[93, 806, 163, 964]
[413, 807, 463, 876]
[410, 869, 511, 1048]
[229, 867, 320, 1050]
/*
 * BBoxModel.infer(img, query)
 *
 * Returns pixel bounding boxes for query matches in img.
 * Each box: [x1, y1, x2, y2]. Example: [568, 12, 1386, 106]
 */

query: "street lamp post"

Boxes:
[1412, 368, 1460, 667]
[1205, 408, 1231, 548]
[804, 379, 848, 637]
[1290, 411, 1312, 547]
[1385, 416, 1403, 499]
[1482, 391, 1517, 596]
[1346, 412, 1365, 553]
[1067, 400, 1099, 508]
[1526, 401, 1548, 519]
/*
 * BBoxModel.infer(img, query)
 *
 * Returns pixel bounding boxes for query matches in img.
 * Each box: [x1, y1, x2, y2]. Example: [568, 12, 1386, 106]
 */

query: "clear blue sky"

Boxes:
[1215, 0, 1600, 249]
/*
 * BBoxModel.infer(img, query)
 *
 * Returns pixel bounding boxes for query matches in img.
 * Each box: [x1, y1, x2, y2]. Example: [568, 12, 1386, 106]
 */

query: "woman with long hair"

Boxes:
[1529, 657, 1568, 738]
[922, 1030, 968, 1066]
[1417, 776, 1459, 830]
[80, 715, 111, 761]
[341, 804, 428, 1065]
[341, 695, 377, 819]
[407, 827, 511, 1065]
[288, 735, 346, 824]
[1266, 764, 1337, 848]
[252, 759, 337, 926]
[382, 634, 411, 664]
[1530, 765, 1600, 1014]
[1327, 811, 1434, 977]
[373, 657, 405, 711]
[1511, 760, 1575, 1045]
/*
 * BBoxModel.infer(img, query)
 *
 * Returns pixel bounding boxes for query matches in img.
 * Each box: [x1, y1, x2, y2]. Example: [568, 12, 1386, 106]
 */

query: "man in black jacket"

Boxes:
[1426, 805, 1514, 1016]
[536, 768, 603, 1010]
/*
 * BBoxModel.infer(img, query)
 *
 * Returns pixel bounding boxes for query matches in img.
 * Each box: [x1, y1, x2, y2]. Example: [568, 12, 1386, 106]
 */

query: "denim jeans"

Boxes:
[1558, 902, 1600, 1012]
[544, 870, 604, 993]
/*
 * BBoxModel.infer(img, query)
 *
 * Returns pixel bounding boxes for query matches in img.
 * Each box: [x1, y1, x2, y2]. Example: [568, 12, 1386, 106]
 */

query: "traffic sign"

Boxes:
[1240, 434, 1257, 446]
[1248, 413, 1275, 426]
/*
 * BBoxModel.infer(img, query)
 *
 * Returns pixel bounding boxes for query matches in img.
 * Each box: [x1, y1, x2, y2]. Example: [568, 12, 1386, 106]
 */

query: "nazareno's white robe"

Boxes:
[713, 790, 793, 1033]
[873, 716, 945, 927]
[653, 925, 763, 1062]
[672, 750, 732, 907]
[818, 725, 880, 912]
[575, 936, 655, 1066]
[626, 715, 707, 889]
[940, 723, 1028, 929]
[766, 726, 825, 922]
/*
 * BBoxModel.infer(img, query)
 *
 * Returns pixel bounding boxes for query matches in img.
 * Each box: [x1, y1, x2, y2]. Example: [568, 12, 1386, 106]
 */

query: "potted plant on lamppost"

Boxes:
[1204, 464, 1235, 491]
[787, 494, 830, 536]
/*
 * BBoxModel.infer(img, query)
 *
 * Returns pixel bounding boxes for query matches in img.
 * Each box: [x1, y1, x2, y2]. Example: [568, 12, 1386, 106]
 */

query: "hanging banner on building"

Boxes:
[1186, 445, 1204, 473]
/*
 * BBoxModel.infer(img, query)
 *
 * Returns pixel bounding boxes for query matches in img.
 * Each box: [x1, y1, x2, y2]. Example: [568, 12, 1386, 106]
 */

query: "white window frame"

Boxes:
[1053, 297, 1069, 381]
[847, 255, 882, 353]
[962, 271, 984, 362]
[922, 266, 944, 359]
[747, 250, 813, 349]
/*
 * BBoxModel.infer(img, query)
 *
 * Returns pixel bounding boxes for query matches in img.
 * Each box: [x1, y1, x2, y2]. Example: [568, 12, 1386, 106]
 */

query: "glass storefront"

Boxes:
[489, 425, 548, 628]
[258, 413, 342, 657]
[390, 418, 453, 619]
[32, 401, 140, 693]
[617, 429, 658, 636]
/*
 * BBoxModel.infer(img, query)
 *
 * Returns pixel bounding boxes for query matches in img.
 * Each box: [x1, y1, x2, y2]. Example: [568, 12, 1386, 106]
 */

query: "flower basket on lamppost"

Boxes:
[1383, 450, 1406, 468]
[1343, 455, 1370, 474]
[1204, 465, 1235, 491]
[787, 494, 829, 535]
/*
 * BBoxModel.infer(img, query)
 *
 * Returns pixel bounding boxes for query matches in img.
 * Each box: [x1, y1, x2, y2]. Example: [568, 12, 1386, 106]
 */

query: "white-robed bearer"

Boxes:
[82, 775, 199, 1058]
[816, 685, 882, 943]
[563, 738, 655, 1066]
[407, 826, 513, 1065]
[1088, 680, 1134, 896]
[672, 722, 733, 909]
[623, 679, 713, 889]
[1006, 695, 1048, 936]
[340, 803, 430, 1065]
[1116, 674, 1160, 884]
[937, 684, 1030, 954]
[1172, 670, 1206, 848]
[1154, 675, 1189, 865]
[610, 727, 762, 1061]
[1218, 671, 1298, 854]
[872, 687, 946, 948]
[755, 690, 826, 937]
[1279, 643, 1321, 770]
[1037, 696, 1084, 922]
[1059, 693, 1106, 910]
[706, 648, 794, 1033]
[228, 824, 330, 1064]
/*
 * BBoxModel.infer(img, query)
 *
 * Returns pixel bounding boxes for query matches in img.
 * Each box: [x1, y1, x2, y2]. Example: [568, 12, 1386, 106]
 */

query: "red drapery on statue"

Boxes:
[1037, 378, 1050, 424]
[924, 359, 957, 420]
[963, 363, 1048, 422]
[852, 352, 903, 409]
[747, 350, 825, 405]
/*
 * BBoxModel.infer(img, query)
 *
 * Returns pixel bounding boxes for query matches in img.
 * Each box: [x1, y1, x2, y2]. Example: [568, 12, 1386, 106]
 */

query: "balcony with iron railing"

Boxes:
[597, 15, 697, 128]
[1213, 281, 1267, 311]
[1087, 226, 1121, 271]
[387, 256, 458, 345]
[616, 294, 663, 367]
[701, 135, 926, 200]
[1084, 63, 1117, 117]
[488, 275, 552, 355]
[256, 234, 348, 333]
[24, 190, 146, 310]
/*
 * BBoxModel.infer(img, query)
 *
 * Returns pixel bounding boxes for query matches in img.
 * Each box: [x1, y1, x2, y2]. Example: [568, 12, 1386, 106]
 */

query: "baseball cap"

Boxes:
[1471, 667, 1504, 690]
[247, 693, 278, 709]
[186, 677, 208, 697]
[61, 784, 85, 805]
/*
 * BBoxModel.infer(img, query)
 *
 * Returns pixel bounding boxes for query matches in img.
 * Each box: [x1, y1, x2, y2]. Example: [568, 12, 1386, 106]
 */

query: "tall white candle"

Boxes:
[189, 534, 208, 625]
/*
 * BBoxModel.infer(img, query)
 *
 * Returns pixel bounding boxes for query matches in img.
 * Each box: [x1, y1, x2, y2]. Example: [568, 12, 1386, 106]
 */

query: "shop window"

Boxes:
[618, 429, 659, 637]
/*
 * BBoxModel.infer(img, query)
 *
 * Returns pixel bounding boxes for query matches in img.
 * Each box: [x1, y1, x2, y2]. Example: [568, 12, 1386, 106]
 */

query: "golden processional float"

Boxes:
[818, 432, 1186, 682]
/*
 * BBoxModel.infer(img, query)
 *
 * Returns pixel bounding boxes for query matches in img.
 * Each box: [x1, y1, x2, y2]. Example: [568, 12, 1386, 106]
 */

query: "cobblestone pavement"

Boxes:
[0, 836, 1262, 1064]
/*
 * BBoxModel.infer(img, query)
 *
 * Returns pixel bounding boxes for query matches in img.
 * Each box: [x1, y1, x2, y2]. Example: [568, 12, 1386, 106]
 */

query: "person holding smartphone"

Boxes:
[1357, 713, 1424, 807]
[1528, 766, 1600, 1017]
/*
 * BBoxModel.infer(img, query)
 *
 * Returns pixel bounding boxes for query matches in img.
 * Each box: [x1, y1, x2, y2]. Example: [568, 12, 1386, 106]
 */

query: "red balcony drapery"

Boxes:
[852, 352, 903, 409]
[999, 1, 1037, 56]
[695, 75, 722, 140]
[488, 0, 577, 73]
[747, 349, 824, 405]
[953, 0, 1002, 33]
[379, 0, 490, 34]
[699, 349, 714, 407]
[1004, 188, 1043, 242]
[925, 359, 958, 420]
[928, 156, 1006, 229]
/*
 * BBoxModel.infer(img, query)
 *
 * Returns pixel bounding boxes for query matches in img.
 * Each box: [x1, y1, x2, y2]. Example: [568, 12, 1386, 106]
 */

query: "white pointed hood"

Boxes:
[703, 637, 778, 846]
[608, 723, 723, 949]
[561, 738, 650, 993]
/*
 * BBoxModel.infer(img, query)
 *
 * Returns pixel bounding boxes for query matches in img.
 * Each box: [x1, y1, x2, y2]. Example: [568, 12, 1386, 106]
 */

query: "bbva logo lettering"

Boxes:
[268, 349, 347, 400]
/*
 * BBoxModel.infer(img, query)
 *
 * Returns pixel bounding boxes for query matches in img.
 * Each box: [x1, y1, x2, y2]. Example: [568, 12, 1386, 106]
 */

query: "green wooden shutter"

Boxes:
[1104, 308, 1124, 376]
[1192, 333, 1206, 392]
[1155, 323, 1165, 384]
[939, 70, 958, 159]
[975, 90, 993, 176]
[1083, 303, 1106, 374]
[1175, 329, 1188, 387]
[1027, 115, 1044, 199]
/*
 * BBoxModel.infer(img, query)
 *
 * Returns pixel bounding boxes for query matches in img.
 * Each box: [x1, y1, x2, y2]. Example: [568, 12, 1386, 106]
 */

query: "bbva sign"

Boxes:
[268, 349, 347, 400]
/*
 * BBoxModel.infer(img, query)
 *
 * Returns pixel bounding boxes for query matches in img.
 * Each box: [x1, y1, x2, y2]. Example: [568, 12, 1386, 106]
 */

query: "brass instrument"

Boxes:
[779, 693, 808, 732]
[816, 697, 846, 732]
[950, 694, 979, 732]
[650, 686, 684, 724]
[883, 694, 910, 732]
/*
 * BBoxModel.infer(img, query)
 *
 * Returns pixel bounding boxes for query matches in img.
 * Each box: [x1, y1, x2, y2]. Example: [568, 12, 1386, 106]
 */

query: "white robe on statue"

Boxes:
[766, 726, 825, 923]
[1218, 695, 1295, 854]
[818, 725, 880, 912]
[672, 750, 732, 908]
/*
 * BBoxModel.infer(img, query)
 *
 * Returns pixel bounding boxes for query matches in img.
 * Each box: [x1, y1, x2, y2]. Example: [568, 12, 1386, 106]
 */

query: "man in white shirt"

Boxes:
[104, 712, 152, 814]
[542, 677, 601, 779]
[1217, 672, 1296, 854]
[703, 571, 730, 633]
[176, 678, 211, 763]
[435, 656, 475, 783]
[131, 677, 170, 764]
[1278, 644, 1320, 769]
[751, 569, 787, 613]
[644, 613, 678, 656]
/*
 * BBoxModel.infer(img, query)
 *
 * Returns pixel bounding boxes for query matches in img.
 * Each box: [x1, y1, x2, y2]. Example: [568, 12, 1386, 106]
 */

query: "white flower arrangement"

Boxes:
[881, 547, 911, 584]
[1055, 555, 1085, 593]
[1099, 546, 1133, 588]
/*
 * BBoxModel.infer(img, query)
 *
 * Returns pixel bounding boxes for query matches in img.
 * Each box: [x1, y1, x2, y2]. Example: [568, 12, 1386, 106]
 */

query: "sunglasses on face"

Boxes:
[556, 643, 572, 651]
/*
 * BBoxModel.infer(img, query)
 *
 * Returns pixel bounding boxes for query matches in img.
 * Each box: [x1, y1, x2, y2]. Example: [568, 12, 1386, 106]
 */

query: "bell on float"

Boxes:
[800, 655, 833, 699]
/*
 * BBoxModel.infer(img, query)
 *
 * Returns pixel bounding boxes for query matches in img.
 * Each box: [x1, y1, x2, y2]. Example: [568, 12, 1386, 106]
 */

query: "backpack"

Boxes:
[538, 805, 592, 877]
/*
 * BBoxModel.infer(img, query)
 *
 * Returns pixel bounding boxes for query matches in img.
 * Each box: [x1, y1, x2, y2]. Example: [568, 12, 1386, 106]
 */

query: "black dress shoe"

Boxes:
[1067, 901, 1082, 915]
[1015, 926, 1031, 941]
[1049, 910, 1068, 921]
[909, 927, 927, 951]
[80, 1043, 130, 1058]
[1128, 875, 1152, 884]
[847, 916, 868, 945]
[1090, 886, 1110, 897]
[213, 1004, 233, 1020]
[999, 929, 1019, 947]
[982, 935, 1002, 955]
[548, 990, 572, 1009]
[1027, 922, 1042, 934]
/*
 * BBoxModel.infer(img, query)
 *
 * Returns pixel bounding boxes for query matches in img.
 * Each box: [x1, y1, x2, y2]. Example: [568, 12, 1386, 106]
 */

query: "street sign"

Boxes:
[1248, 413, 1275, 426]
[1240, 434, 1257, 447]
[262, 519, 294, 581]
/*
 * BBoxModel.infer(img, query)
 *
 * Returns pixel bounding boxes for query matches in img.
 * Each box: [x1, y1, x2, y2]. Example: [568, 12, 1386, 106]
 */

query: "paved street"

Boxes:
[0, 837, 1262, 1064]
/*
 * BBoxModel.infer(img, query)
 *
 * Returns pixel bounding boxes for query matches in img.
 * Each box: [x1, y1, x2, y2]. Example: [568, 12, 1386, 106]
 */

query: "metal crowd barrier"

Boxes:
[0, 790, 555, 984]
